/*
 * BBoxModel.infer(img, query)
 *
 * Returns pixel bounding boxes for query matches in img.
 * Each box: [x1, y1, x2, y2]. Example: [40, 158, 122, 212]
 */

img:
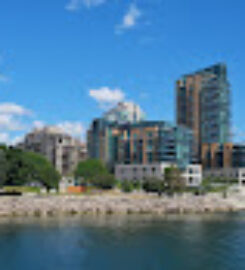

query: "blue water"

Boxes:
[0, 213, 245, 270]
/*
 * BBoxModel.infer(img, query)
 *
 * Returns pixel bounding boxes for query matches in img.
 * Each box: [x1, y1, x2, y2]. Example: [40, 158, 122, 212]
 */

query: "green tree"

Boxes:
[24, 151, 60, 190]
[164, 166, 185, 193]
[5, 147, 30, 186]
[74, 159, 116, 189]
[0, 146, 7, 187]
[75, 159, 108, 181]
[4, 147, 60, 190]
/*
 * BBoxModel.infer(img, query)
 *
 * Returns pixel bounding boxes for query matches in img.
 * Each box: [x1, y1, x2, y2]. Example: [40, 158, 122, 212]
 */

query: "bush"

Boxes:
[121, 180, 134, 193]
[132, 180, 141, 190]
[142, 178, 165, 194]
[91, 173, 116, 190]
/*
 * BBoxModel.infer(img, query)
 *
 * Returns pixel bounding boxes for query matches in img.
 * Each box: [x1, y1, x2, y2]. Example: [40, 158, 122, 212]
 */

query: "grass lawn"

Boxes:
[3, 186, 41, 194]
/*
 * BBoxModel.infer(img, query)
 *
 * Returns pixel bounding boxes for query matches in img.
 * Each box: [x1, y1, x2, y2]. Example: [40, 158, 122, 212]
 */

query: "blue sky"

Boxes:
[0, 0, 244, 143]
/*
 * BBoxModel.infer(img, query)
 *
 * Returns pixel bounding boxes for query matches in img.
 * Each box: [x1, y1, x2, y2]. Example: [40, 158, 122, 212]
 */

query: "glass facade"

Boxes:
[177, 63, 231, 162]
[200, 64, 230, 144]
[87, 119, 193, 170]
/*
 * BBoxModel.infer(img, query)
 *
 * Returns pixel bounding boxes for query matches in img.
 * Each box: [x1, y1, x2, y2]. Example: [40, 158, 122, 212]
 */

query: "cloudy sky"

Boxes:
[0, 0, 245, 144]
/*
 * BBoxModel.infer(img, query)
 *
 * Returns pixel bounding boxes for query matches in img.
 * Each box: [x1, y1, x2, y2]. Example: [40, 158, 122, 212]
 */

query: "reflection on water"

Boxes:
[0, 213, 245, 270]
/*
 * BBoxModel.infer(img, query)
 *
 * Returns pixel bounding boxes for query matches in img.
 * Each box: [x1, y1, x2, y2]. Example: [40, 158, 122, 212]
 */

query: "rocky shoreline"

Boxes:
[0, 191, 245, 217]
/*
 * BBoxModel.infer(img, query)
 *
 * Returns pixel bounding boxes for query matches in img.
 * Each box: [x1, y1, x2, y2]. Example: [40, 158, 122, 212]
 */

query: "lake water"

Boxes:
[0, 213, 245, 270]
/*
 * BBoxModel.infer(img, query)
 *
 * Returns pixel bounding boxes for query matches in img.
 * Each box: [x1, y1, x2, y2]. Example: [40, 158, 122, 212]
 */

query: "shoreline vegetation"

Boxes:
[0, 151, 244, 217]
[0, 190, 245, 217]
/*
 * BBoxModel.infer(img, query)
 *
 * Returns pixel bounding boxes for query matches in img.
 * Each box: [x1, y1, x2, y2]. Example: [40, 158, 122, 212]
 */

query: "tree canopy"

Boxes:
[164, 166, 185, 193]
[0, 146, 60, 189]
[74, 159, 116, 189]
[75, 159, 108, 180]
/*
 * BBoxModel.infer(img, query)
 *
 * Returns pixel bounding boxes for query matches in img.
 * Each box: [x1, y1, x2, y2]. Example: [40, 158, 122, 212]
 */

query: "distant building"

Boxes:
[104, 102, 145, 124]
[176, 63, 231, 161]
[19, 126, 87, 176]
[87, 119, 193, 170]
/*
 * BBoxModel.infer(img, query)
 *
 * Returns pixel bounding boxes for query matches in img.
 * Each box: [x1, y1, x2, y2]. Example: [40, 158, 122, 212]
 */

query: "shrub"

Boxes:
[91, 173, 116, 190]
[132, 180, 141, 190]
[121, 180, 134, 193]
[142, 178, 165, 193]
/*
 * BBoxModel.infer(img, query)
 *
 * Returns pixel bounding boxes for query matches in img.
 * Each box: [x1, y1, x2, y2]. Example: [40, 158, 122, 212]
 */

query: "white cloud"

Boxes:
[0, 133, 25, 146]
[116, 4, 142, 33]
[33, 120, 45, 129]
[57, 121, 85, 139]
[89, 87, 125, 107]
[0, 103, 32, 116]
[0, 114, 24, 131]
[0, 133, 9, 144]
[11, 135, 24, 146]
[65, 0, 106, 11]
[0, 102, 32, 145]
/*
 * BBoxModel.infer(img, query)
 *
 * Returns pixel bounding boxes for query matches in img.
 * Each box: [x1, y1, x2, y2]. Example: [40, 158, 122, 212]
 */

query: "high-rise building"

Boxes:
[87, 120, 193, 170]
[104, 102, 145, 124]
[87, 102, 146, 168]
[19, 126, 87, 175]
[176, 63, 230, 161]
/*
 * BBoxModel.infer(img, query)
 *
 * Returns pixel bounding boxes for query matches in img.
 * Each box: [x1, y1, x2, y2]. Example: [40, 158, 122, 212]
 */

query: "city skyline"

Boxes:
[0, 0, 245, 144]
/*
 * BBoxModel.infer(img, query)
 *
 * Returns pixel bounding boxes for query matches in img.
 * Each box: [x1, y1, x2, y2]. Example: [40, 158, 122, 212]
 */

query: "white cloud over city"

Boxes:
[0, 103, 32, 116]
[116, 3, 142, 33]
[57, 121, 85, 139]
[31, 120, 86, 140]
[33, 120, 45, 129]
[0, 103, 32, 145]
[89, 86, 125, 108]
[0, 133, 9, 144]
[65, 0, 106, 11]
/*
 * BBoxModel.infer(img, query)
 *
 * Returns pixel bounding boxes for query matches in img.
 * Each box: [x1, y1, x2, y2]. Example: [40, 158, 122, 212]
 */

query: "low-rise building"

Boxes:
[201, 142, 245, 182]
[204, 167, 245, 185]
[202, 143, 245, 169]
[115, 163, 202, 187]
[19, 126, 87, 176]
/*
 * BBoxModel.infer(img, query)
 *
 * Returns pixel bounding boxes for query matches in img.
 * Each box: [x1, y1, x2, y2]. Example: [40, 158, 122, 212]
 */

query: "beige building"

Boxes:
[19, 126, 87, 176]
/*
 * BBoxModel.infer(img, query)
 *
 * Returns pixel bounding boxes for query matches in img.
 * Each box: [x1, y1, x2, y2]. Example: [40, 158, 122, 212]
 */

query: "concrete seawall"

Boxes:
[0, 192, 245, 217]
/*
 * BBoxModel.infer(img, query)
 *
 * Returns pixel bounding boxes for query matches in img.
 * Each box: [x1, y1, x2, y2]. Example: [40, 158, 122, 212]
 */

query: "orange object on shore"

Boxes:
[67, 186, 86, 194]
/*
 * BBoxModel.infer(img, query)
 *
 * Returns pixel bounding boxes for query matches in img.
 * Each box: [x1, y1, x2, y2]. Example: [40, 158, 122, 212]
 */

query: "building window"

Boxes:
[148, 131, 153, 138]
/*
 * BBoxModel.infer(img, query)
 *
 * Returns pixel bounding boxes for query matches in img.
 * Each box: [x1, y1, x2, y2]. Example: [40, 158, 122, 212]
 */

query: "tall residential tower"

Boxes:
[176, 63, 230, 161]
